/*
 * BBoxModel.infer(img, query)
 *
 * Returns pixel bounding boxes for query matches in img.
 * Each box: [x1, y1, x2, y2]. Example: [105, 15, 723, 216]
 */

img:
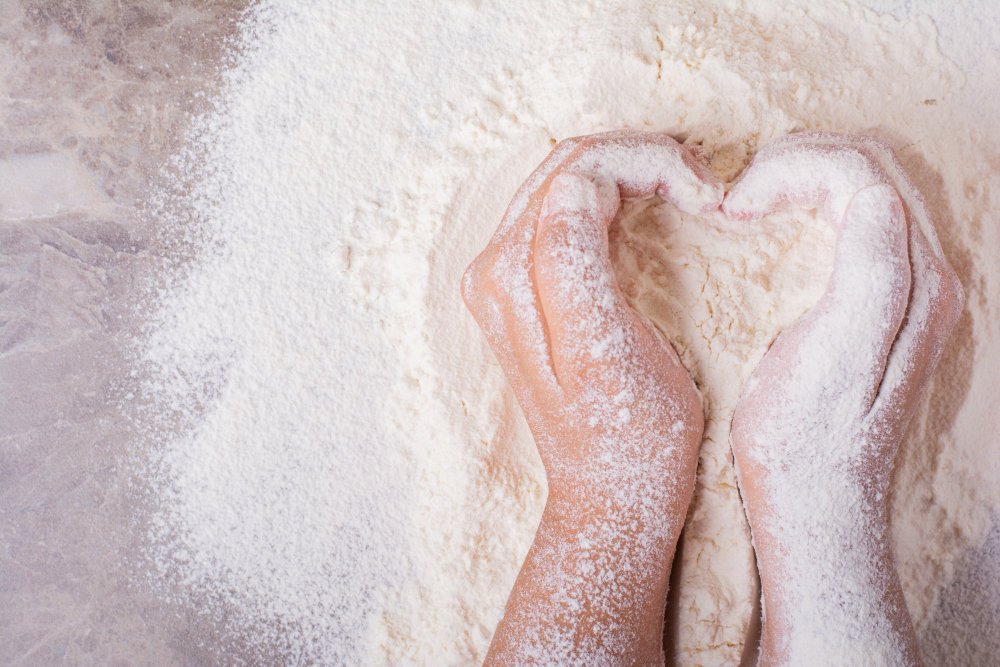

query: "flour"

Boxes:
[613, 199, 835, 660]
[135, 0, 1000, 664]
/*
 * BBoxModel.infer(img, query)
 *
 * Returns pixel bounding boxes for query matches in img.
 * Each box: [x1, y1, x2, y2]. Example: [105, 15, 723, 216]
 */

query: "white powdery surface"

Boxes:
[134, 0, 1000, 664]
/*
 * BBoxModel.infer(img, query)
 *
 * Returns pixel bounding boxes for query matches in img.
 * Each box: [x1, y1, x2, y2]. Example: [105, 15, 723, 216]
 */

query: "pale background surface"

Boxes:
[1, 1, 997, 665]
[0, 2, 251, 663]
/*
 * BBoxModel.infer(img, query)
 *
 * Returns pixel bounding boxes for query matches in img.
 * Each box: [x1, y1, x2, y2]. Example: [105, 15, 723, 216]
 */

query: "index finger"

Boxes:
[722, 132, 891, 226]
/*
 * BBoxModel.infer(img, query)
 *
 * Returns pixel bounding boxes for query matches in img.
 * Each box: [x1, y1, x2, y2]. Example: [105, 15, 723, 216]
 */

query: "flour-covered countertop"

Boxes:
[2, 1, 998, 665]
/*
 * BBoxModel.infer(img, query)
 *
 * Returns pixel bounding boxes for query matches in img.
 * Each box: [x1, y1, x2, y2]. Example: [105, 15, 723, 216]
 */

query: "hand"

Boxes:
[463, 131, 723, 665]
[463, 130, 722, 493]
[725, 133, 964, 665]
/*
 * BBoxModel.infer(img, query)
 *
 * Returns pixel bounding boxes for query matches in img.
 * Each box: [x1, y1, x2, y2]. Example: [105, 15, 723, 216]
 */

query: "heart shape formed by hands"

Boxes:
[462, 130, 963, 666]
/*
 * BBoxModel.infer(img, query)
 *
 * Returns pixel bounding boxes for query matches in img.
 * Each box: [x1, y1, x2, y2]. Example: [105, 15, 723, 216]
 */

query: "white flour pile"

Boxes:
[134, 0, 1000, 664]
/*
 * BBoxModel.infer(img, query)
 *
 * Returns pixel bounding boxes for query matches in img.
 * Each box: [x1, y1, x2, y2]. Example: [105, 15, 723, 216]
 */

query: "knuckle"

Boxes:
[951, 275, 966, 311]
[860, 135, 896, 158]
[538, 217, 570, 248]
[924, 258, 964, 327]
[460, 263, 480, 305]
[941, 268, 965, 323]
[461, 250, 497, 304]
[840, 143, 883, 174]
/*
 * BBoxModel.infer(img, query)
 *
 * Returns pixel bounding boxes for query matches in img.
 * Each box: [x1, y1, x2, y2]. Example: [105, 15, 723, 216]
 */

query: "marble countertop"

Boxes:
[2, 1, 998, 665]
[1, 2, 250, 663]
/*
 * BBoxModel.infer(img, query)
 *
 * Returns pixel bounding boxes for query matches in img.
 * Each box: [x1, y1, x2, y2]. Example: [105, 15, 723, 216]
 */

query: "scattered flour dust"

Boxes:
[133, 0, 1000, 665]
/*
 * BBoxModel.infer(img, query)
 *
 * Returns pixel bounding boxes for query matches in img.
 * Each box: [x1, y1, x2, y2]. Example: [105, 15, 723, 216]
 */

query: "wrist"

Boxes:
[749, 471, 891, 595]
[747, 483, 916, 665]
[546, 465, 693, 540]
[544, 423, 701, 515]
[490, 476, 680, 666]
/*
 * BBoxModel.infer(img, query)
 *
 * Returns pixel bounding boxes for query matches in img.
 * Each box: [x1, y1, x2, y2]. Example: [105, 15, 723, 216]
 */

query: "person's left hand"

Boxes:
[463, 130, 724, 497]
[463, 130, 724, 665]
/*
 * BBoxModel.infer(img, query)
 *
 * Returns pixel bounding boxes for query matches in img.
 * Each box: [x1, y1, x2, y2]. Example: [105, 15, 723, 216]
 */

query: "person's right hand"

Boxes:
[725, 133, 964, 665]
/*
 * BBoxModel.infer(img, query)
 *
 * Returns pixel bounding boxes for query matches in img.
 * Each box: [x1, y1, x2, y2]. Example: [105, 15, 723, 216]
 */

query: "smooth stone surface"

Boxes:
[0, 2, 250, 664]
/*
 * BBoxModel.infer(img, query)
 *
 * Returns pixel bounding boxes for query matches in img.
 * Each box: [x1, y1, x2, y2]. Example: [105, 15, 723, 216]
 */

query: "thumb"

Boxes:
[748, 184, 911, 419]
[534, 173, 673, 391]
